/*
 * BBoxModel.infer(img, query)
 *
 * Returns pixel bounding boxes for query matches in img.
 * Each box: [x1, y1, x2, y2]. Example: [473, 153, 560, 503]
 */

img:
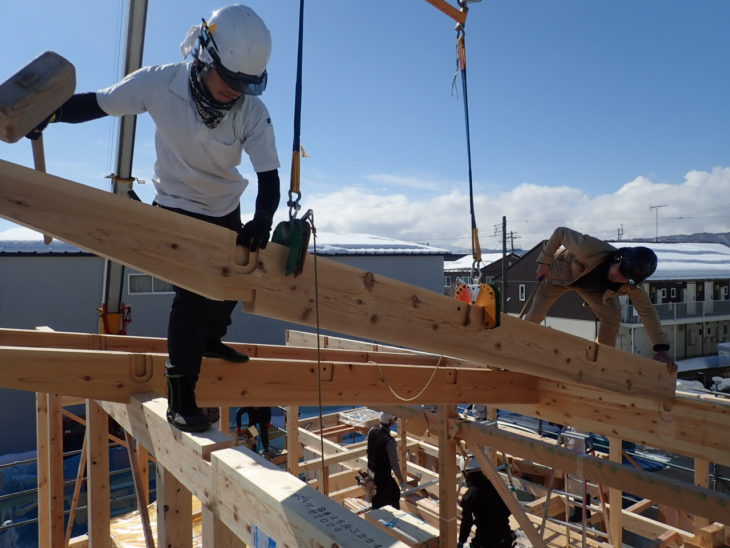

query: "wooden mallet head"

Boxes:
[0, 51, 76, 143]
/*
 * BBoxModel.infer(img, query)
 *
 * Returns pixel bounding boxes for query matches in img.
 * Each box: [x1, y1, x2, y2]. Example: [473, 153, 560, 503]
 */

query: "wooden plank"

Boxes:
[500, 378, 730, 466]
[364, 506, 439, 547]
[35, 393, 50, 548]
[0, 346, 538, 406]
[0, 160, 674, 402]
[201, 505, 246, 548]
[48, 394, 65, 547]
[608, 437, 623, 547]
[86, 399, 111, 547]
[211, 446, 411, 547]
[437, 406, 457, 548]
[286, 406, 301, 476]
[0, 327, 472, 367]
[0, 347, 157, 401]
[156, 466, 192, 548]
[124, 432, 154, 547]
[102, 394, 409, 548]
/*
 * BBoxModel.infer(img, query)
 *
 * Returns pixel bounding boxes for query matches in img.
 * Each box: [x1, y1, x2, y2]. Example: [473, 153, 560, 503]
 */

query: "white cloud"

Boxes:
[2, 167, 728, 253]
[299, 167, 730, 251]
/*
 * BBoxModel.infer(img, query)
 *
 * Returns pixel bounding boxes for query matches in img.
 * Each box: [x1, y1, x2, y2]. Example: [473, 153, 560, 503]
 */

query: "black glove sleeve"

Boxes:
[253, 169, 281, 219]
[26, 92, 108, 140]
[236, 170, 281, 251]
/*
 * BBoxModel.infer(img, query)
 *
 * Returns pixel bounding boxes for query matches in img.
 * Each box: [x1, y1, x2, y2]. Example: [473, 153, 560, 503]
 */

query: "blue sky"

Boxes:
[1, 0, 728, 251]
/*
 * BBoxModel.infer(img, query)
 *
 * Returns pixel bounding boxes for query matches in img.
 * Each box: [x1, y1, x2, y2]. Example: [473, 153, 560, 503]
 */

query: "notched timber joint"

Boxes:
[128, 353, 153, 383]
[233, 245, 259, 274]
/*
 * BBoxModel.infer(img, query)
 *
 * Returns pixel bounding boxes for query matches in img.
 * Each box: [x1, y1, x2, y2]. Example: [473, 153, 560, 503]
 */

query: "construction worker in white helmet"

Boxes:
[458, 457, 515, 548]
[366, 412, 407, 509]
[29, 5, 281, 433]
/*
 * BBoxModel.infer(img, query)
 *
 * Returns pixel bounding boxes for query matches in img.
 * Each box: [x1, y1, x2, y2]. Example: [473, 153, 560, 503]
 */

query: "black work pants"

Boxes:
[157, 204, 242, 377]
[372, 473, 400, 510]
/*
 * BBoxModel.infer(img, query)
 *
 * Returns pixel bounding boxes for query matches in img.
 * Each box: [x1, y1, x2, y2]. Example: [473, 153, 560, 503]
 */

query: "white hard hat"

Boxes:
[186, 4, 271, 95]
[379, 412, 396, 424]
[463, 456, 480, 472]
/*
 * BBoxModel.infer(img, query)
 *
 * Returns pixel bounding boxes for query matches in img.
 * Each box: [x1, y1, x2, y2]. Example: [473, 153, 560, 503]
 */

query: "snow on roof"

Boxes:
[307, 232, 448, 256]
[0, 228, 447, 256]
[444, 253, 506, 272]
[608, 241, 730, 281]
[0, 239, 88, 254]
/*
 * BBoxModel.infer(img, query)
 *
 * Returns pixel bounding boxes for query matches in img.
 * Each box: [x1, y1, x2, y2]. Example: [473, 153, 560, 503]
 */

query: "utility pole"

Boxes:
[501, 216, 507, 313]
[617, 224, 624, 241]
[649, 204, 667, 243]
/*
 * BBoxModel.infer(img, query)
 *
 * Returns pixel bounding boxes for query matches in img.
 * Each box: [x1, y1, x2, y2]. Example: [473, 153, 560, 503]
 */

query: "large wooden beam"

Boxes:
[0, 346, 539, 405]
[499, 377, 730, 466]
[0, 160, 674, 402]
[0, 328, 472, 367]
[100, 394, 408, 547]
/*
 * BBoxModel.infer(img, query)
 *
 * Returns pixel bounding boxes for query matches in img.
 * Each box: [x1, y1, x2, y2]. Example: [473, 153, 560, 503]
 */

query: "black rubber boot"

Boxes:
[165, 374, 211, 433]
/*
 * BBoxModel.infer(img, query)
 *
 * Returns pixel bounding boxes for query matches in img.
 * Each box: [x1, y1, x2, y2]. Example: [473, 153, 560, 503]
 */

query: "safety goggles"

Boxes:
[199, 18, 268, 96]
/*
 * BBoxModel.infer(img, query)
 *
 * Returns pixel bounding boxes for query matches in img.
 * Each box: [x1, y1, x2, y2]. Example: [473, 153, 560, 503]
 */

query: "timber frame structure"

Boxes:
[0, 159, 729, 547]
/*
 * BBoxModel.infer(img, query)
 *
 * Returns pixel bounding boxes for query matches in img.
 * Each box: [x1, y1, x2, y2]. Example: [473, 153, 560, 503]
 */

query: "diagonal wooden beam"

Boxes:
[409, 411, 730, 525]
[0, 346, 539, 406]
[0, 159, 674, 402]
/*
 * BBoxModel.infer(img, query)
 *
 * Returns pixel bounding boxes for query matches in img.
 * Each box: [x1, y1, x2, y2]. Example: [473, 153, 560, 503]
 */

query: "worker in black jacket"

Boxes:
[236, 406, 273, 456]
[458, 457, 515, 548]
[366, 412, 406, 509]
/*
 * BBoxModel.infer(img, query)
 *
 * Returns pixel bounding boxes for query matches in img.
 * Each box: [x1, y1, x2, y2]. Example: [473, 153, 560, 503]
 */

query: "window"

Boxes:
[129, 273, 174, 294]
[443, 276, 452, 288]
[519, 284, 526, 302]
[723, 286, 729, 297]
[670, 287, 676, 298]
[659, 288, 667, 299]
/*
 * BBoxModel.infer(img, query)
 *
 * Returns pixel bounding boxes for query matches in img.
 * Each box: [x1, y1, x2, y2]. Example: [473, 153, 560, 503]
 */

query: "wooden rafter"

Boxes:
[0, 159, 674, 402]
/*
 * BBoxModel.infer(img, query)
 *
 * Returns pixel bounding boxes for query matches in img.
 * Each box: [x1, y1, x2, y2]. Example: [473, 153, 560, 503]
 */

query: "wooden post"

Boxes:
[608, 437, 623, 547]
[201, 505, 249, 547]
[399, 417, 408, 483]
[36, 393, 50, 548]
[437, 405, 457, 548]
[86, 399, 110, 547]
[65, 434, 88, 546]
[694, 457, 710, 534]
[157, 466, 193, 548]
[136, 443, 150, 507]
[48, 394, 65, 547]
[220, 406, 230, 434]
[287, 406, 301, 476]
[125, 432, 154, 547]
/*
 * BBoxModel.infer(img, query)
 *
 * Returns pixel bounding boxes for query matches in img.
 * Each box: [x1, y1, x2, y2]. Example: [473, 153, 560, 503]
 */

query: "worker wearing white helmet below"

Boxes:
[524, 227, 677, 374]
[458, 457, 515, 548]
[28, 5, 281, 432]
[366, 412, 406, 509]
